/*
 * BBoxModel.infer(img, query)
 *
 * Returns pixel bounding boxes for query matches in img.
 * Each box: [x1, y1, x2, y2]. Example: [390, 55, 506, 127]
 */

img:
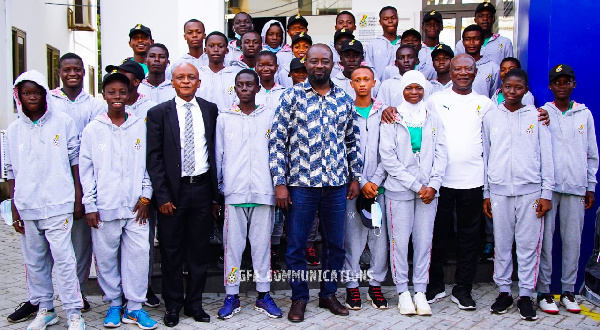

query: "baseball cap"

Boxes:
[289, 57, 306, 71]
[129, 23, 152, 39]
[340, 39, 363, 54]
[105, 60, 145, 81]
[102, 71, 130, 89]
[549, 64, 576, 82]
[356, 194, 383, 229]
[423, 10, 443, 23]
[401, 28, 422, 41]
[288, 14, 308, 28]
[291, 32, 313, 46]
[431, 44, 454, 59]
[475, 2, 496, 14]
[334, 28, 355, 43]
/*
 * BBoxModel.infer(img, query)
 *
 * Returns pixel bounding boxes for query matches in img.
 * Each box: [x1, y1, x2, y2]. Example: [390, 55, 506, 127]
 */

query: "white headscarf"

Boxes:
[397, 70, 427, 127]
[261, 20, 286, 51]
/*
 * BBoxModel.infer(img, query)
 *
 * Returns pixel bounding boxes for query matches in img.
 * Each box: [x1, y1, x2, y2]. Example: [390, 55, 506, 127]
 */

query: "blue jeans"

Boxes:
[286, 185, 347, 302]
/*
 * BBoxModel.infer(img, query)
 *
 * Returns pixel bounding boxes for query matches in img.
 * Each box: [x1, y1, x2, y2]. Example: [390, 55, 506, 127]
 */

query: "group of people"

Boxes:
[5, 1, 598, 329]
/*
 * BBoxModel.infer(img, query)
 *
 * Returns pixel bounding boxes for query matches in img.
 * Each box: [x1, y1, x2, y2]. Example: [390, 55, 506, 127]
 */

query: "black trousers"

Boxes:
[157, 175, 213, 311]
[429, 186, 483, 292]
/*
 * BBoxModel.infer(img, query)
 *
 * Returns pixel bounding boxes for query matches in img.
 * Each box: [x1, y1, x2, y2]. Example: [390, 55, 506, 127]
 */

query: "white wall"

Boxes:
[100, 0, 226, 71]
[0, 0, 98, 130]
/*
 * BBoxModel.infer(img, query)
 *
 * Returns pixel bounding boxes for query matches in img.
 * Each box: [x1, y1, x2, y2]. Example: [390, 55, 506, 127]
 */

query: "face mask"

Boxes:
[264, 45, 282, 53]
[234, 32, 242, 40]
[371, 201, 382, 228]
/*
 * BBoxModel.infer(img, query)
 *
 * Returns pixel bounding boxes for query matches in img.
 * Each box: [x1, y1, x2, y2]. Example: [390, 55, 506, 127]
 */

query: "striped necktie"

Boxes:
[183, 102, 195, 175]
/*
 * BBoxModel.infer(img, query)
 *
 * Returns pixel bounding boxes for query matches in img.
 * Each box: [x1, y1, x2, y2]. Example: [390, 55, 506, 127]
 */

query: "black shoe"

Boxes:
[345, 287, 362, 310]
[163, 308, 180, 327]
[517, 296, 538, 321]
[81, 296, 90, 313]
[480, 242, 494, 262]
[359, 248, 371, 270]
[367, 286, 389, 309]
[271, 248, 282, 271]
[426, 283, 447, 304]
[145, 287, 161, 308]
[490, 292, 513, 314]
[7, 301, 38, 323]
[185, 307, 210, 322]
[451, 288, 476, 310]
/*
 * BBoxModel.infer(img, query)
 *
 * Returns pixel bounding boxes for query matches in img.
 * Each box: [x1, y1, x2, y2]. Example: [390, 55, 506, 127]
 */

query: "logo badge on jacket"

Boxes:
[578, 125, 585, 134]
[63, 218, 69, 230]
[52, 135, 60, 146]
[526, 124, 534, 135]
[135, 139, 141, 150]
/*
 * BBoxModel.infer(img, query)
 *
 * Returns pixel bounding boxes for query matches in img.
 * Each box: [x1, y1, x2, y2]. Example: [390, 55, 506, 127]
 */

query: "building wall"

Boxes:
[100, 0, 225, 72]
[0, 0, 98, 130]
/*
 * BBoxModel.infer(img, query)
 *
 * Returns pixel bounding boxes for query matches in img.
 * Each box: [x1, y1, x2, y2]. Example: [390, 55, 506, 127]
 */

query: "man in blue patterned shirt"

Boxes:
[269, 44, 362, 322]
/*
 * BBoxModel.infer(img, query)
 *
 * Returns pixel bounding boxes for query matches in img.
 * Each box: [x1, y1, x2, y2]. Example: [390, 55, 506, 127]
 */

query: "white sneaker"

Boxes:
[397, 291, 416, 315]
[537, 294, 559, 314]
[560, 292, 581, 313]
[27, 308, 59, 330]
[414, 292, 432, 316]
[67, 314, 85, 330]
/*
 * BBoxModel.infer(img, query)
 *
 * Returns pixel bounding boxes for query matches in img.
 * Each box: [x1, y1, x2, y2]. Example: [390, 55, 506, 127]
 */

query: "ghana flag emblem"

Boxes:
[556, 65, 563, 72]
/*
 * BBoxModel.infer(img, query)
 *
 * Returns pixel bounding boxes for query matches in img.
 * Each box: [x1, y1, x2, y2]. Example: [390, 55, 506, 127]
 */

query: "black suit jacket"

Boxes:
[146, 97, 219, 206]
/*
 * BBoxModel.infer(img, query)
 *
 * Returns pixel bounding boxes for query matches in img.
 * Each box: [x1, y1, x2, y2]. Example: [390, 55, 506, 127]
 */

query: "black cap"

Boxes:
[289, 57, 306, 72]
[340, 39, 363, 54]
[423, 10, 443, 23]
[288, 14, 308, 28]
[106, 60, 145, 81]
[334, 28, 355, 43]
[401, 28, 422, 41]
[291, 32, 312, 46]
[129, 23, 152, 39]
[549, 64, 576, 82]
[356, 194, 380, 229]
[475, 2, 496, 14]
[431, 44, 454, 59]
[102, 71, 130, 89]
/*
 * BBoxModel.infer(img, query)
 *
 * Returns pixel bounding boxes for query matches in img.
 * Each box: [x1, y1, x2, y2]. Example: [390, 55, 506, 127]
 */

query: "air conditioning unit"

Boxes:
[67, 0, 94, 31]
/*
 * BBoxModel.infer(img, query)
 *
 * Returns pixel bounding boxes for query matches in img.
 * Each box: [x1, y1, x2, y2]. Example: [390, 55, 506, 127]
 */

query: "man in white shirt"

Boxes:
[146, 62, 219, 327]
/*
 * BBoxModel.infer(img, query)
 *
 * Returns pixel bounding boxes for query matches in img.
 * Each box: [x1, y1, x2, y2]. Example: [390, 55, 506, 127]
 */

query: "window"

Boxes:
[47, 45, 60, 90]
[12, 27, 26, 83]
[88, 66, 96, 96]
[68, 0, 94, 31]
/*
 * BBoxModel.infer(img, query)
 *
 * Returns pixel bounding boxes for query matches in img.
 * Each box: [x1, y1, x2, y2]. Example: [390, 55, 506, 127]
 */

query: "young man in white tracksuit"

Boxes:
[462, 24, 500, 98]
[105, 61, 158, 121]
[215, 69, 282, 320]
[364, 6, 401, 81]
[342, 66, 389, 311]
[379, 70, 447, 316]
[483, 69, 554, 321]
[537, 64, 599, 314]
[80, 72, 157, 329]
[7, 70, 85, 330]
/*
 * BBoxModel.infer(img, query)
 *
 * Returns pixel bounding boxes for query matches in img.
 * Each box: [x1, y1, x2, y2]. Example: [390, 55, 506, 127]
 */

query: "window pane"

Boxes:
[439, 17, 456, 49]
[75, 0, 84, 24]
[426, 0, 456, 5]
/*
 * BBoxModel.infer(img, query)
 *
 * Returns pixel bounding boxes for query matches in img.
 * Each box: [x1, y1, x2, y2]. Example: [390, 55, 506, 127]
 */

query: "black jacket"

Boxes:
[146, 97, 219, 206]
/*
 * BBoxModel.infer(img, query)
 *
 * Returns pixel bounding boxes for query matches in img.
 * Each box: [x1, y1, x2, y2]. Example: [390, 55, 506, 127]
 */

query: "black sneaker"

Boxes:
[7, 301, 38, 323]
[426, 283, 447, 304]
[359, 248, 371, 269]
[451, 289, 476, 310]
[480, 242, 494, 262]
[367, 286, 389, 309]
[517, 296, 538, 321]
[490, 292, 513, 314]
[145, 287, 161, 308]
[81, 296, 90, 312]
[345, 287, 362, 310]
[306, 247, 320, 266]
[271, 248, 282, 271]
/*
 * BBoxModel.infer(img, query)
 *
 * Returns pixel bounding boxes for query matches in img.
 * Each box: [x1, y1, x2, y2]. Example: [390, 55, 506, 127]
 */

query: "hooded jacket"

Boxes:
[171, 53, 209, 76]
[542, 102, 599, 195]
[50, 88, 105, 136]
[491, 89, 535, 106]
[380, 109, 447, 200]
[364, 35, 399, 81]
[197, 65, 238, 113]
[473, 56, 501, 98]
[256, 83, 286, 114]
[105, 93, 158, 122]
[138, 79, 176, 104]
[377, 74, 434, 108]
[6, 70, 80, 220]
[80, 113, 152, 221]
[381, 62, 437, 82]
[225, 39, 243, 66]
[455, 33, 514, 66]
[216, 104, 275, 205]
[356, 98, 387, 189]
[483, 104, 554, 199]
[261, 20, 294, 76]
[331, 71, 380, 99]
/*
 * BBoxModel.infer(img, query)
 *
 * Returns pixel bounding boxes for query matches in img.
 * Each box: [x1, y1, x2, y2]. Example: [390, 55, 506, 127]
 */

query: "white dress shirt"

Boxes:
[175, 96, 210, 176]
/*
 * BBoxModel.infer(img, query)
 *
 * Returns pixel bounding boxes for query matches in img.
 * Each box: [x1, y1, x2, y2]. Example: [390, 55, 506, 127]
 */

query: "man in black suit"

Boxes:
[146, 62, 220, 327]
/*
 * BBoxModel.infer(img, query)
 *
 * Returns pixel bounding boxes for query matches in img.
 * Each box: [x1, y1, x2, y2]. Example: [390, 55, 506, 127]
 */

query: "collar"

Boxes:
[51, 87, 87, 102]
[141, 79, 171, 88]
[175, 96, 198, 108]
[301, 80, 337, 96]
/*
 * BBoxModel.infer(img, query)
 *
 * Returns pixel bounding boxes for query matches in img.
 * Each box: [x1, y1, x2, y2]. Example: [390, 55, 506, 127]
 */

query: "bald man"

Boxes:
[146, 62, 220, 326]
[269, 44, 362, 322]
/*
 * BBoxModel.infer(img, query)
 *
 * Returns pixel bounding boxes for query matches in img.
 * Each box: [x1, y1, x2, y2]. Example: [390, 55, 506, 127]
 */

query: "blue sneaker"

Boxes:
[122, 308, 157, 330]
[255, 293, 282, 318]
[27, 308, 58, 330]
[217, 295, 241, 320]
[104, 306, 123, 328]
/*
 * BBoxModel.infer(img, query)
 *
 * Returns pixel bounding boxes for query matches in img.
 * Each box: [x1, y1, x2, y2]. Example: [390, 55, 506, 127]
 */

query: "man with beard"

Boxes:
[269, 44, 362, 322]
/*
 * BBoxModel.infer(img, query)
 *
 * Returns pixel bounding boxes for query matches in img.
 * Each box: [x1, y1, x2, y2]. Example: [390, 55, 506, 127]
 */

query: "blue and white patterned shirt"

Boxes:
[269, 81, 362, 187]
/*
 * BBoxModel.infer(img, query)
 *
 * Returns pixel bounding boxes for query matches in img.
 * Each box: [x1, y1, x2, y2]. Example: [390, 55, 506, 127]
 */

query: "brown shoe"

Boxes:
[318, 295, 349, 316]
[288, 300, 307, 322]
